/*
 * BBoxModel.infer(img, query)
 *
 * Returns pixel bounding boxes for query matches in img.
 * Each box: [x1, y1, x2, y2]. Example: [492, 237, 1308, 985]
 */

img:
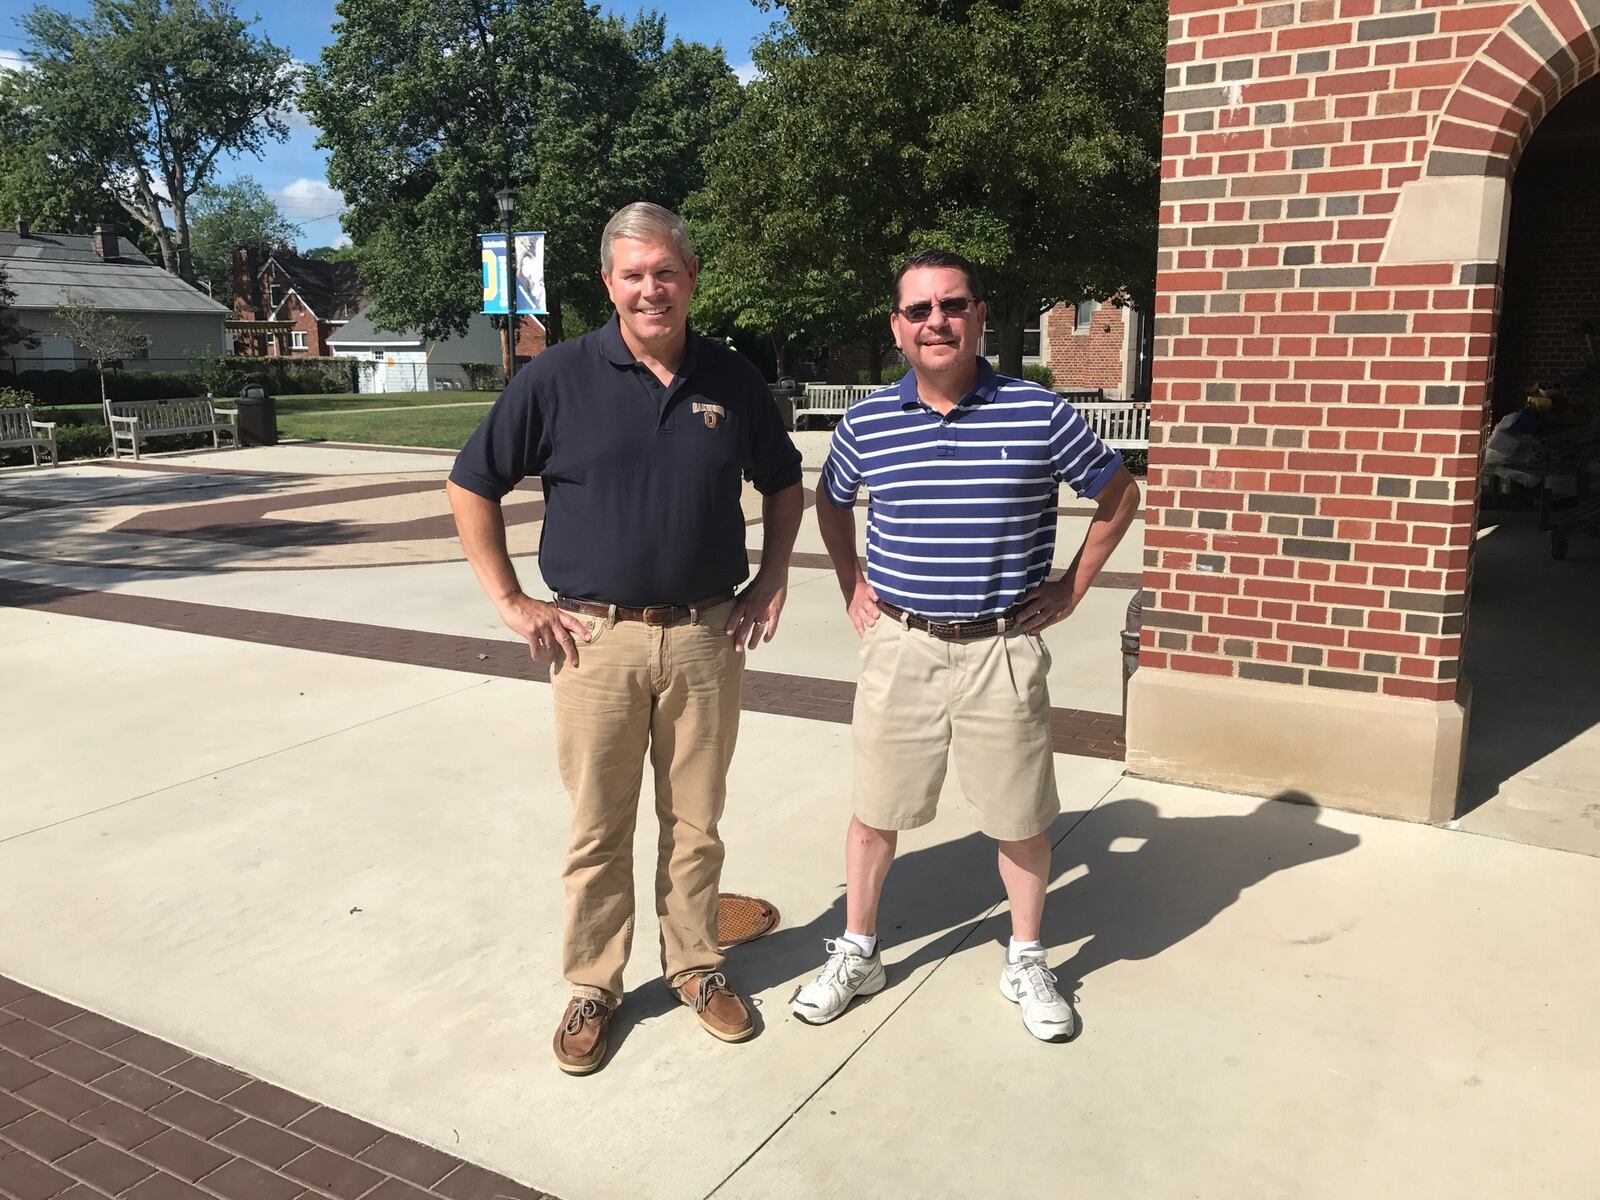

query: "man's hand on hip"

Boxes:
[843, 578, 881, 639]
[1015, 575, 1078, 634]
[498, 594, 591, 665]
[726, 569, 788, 652]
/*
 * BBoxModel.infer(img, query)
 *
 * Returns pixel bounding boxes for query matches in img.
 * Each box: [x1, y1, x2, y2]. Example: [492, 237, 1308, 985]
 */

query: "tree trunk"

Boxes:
[990, 296, 1028, 378]
[168, 194, 197, 285]
[866, 336, 887, 384]
[770, 330, 788, 378]
[547, 289, 564, 345]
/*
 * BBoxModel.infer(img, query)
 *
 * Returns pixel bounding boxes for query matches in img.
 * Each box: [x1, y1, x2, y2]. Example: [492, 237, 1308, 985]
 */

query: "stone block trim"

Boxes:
[0, 978, 560, 1200]
[1147, 0, 1600, 702]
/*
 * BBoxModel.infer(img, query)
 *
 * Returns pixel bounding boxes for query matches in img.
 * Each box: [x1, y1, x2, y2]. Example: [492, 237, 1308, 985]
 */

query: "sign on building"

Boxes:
[480, 231, 548, 316]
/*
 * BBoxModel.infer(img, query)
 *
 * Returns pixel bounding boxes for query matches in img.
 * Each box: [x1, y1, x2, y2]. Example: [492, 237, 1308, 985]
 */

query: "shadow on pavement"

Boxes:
[723, 790, 1360, 1019]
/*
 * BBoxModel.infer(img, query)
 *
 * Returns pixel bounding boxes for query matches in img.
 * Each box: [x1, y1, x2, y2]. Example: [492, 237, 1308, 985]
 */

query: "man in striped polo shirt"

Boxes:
[791, 249, 1140, 1041]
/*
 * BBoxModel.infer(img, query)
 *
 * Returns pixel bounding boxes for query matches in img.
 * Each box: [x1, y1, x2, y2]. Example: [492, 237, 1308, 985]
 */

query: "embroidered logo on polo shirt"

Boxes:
[693, 402, 727, 429]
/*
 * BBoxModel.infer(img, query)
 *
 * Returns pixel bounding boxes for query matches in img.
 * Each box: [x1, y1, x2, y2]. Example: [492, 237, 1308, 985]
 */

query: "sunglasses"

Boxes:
[894, 296, 977, 323]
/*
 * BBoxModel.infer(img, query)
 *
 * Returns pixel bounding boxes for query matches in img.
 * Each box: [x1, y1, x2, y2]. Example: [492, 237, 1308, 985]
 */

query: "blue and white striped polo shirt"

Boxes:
[820, 359, 1121, 621]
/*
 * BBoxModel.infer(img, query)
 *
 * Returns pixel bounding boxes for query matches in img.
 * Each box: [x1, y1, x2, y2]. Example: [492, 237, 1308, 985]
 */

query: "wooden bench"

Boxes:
[0, 404, 59, 467]
[108, 397, 239, 460]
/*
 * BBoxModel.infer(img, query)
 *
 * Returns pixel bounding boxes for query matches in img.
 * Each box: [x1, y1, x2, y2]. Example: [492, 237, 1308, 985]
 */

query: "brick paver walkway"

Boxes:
[0, 977, 556, 1200]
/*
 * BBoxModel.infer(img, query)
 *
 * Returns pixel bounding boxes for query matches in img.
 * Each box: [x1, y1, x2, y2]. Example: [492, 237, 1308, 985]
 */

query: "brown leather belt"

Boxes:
[556, 590, 734, 626]
[877, 599, 1024, 642]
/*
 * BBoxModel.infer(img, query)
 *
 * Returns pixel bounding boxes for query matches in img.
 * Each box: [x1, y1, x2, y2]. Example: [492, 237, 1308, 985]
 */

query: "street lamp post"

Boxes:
[495, 187, 519, 381]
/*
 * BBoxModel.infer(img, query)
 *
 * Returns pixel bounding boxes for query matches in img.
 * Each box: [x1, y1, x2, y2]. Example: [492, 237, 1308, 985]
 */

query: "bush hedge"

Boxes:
[0, 356, 357, 406]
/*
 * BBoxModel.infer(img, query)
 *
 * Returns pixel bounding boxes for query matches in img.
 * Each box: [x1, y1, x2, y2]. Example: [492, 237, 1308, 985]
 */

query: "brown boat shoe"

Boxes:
[674, 971, 755, 1043]
[553, 995, 615, 1075]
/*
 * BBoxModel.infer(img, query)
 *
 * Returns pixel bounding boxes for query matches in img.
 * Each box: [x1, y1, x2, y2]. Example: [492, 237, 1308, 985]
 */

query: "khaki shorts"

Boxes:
[852, 614, 1060, 841]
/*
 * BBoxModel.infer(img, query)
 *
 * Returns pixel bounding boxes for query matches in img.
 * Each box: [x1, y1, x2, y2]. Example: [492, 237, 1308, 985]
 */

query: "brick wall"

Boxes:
[1044, 301, 1130, 394]
[1146, 0, 1598, 704]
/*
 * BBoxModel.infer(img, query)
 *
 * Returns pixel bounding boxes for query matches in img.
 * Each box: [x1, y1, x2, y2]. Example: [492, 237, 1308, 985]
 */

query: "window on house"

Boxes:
[269, 283, 284, 309]
[291, 330, 308, 350]
[981, 314, 1043, 360]
[1074, 300, 1098, 332]
[371, 349, 384, 360]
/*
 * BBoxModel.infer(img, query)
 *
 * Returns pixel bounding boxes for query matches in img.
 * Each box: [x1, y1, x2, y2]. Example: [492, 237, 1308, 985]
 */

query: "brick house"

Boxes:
[1041, 299, 1153, 398]
[228, 248, 363, 357]
[1125, 0, 1600, 821]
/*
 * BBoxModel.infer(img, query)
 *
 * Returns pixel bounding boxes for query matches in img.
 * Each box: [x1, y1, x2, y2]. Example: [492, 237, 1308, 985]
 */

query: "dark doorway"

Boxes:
[1459, 73, 1600, 854]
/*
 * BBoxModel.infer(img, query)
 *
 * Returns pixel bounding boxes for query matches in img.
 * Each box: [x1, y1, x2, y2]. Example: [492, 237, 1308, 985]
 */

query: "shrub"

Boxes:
[461, 362, 501, 391]
[1019, 363, 1055, 388]
[0, 386, 36, 408]
[56, 422, 113, 460]
[1121, 448, 1147, 476]
[183, 353, 363, 400]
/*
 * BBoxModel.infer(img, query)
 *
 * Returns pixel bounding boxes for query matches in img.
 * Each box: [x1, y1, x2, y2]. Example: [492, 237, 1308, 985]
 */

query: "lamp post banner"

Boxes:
[479, 231, 548, 315]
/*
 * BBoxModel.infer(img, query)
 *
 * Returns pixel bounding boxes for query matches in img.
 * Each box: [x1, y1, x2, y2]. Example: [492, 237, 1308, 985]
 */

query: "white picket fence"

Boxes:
[790, 383, 1149, 448]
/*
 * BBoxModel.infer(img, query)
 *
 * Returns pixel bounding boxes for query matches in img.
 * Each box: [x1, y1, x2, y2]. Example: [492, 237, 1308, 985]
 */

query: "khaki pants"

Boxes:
[550, 600, 742, 1003]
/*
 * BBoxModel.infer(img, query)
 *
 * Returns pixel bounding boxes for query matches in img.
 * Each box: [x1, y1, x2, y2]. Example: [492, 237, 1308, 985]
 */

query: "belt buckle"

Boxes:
[641, 604, 675, 626]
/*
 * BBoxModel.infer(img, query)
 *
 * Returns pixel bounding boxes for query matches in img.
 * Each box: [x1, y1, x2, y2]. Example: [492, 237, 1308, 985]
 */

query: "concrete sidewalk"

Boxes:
[2, 444, 1596, 1199]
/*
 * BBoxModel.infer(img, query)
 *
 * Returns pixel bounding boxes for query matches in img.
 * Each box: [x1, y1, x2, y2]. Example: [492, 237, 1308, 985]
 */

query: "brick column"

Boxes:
[1126, 0, 1599, 820]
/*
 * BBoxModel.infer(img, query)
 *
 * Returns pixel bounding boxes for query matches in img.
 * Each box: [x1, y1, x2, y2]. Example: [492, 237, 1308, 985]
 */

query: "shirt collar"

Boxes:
[898, 357, 999, 411]
[598, 312, 700, 376]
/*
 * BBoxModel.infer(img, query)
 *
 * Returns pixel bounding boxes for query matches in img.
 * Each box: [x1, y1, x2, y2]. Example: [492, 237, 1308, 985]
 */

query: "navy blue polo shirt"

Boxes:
[450, 315, 802, 606]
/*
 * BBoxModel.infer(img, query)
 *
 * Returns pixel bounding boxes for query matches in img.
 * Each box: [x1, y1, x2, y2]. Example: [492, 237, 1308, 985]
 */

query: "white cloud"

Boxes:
[733, 61, 761, 85]
[332, 231, 352, 249]
[273, 177, 345, 218]
[273, 59, 315, 131]
[0, 48, 26, 74]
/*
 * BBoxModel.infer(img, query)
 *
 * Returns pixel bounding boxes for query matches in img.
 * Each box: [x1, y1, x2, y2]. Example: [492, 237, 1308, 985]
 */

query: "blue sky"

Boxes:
[0, 0, 775, 247]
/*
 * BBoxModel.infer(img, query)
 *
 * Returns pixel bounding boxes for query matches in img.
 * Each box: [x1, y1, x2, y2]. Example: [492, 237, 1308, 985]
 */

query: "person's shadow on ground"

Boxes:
[713, 790, 1360, 1028]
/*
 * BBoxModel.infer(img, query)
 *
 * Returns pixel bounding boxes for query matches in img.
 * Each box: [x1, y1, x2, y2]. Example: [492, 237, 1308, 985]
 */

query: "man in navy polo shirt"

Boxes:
[447, 202, 803, 1074]
[792, 250, 1139, 1041]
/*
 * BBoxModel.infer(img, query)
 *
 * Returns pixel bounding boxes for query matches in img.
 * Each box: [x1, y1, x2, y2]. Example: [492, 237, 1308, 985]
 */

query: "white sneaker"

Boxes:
[999, 949, 1075, 1041]
[791, 938, 887, 1024]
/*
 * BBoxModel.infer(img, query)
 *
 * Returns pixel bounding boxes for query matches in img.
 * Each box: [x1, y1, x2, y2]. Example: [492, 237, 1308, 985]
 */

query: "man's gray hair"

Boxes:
[600, 201, 696, 274]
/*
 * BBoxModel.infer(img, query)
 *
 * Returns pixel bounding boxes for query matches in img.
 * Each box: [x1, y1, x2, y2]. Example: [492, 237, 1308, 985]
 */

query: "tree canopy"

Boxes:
[0, 73, 127, 238]
[188, 177, 303, 300]
[15, 0, 298, 283]
[303, 0, 740, 343]
[694, 0, 1166, 377]
[1, 265, 42, 359]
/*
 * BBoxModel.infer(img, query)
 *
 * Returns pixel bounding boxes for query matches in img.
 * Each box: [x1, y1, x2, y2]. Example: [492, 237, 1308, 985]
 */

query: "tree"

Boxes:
[16, 0, 298, 284]
[188, 177, 302, 300]
[53, 294, 146, 422]
[699, 0, 1166, 377]
[304, 245, 358, 263]
[302, 0, 739, 343]
[0, 73, 127, 236]
[1, 265, 42, 358]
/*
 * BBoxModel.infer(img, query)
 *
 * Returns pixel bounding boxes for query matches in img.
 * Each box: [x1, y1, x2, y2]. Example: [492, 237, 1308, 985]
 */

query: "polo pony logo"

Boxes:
[693, 402, 727, 429]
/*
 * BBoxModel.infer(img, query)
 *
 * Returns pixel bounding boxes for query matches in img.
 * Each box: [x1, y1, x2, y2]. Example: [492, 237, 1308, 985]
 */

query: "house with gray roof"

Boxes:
[1, 220, 230, 372]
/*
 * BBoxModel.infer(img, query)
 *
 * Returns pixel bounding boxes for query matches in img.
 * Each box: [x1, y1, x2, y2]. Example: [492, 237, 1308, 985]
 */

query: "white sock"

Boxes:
[1008, 938, 1043, 964]
[841, 930, 877, 957]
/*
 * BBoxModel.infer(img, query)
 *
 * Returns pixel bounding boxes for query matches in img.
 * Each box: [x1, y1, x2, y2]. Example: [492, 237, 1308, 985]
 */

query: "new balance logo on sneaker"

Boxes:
[999, 949, 1076, 1041]
[791, 938, 887, 1024]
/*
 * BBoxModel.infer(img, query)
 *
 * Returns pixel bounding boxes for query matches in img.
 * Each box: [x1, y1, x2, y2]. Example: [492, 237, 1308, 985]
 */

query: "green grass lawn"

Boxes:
[278, 403, 494, 449]
[272, 391, 499, 415]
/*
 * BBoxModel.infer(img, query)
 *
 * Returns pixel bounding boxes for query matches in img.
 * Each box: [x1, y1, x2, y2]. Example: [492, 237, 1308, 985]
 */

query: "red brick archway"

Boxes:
[1127, 0, 1600, 822]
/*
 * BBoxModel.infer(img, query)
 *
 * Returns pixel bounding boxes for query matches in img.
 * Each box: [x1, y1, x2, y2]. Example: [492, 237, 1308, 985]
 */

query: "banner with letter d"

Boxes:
[480, 231, 548, 316]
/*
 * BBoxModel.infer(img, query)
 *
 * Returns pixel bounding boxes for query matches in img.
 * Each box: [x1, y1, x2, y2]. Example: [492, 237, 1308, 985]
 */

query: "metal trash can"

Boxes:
[770, 378, 798, 432]
[235, 383, 277, 447]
